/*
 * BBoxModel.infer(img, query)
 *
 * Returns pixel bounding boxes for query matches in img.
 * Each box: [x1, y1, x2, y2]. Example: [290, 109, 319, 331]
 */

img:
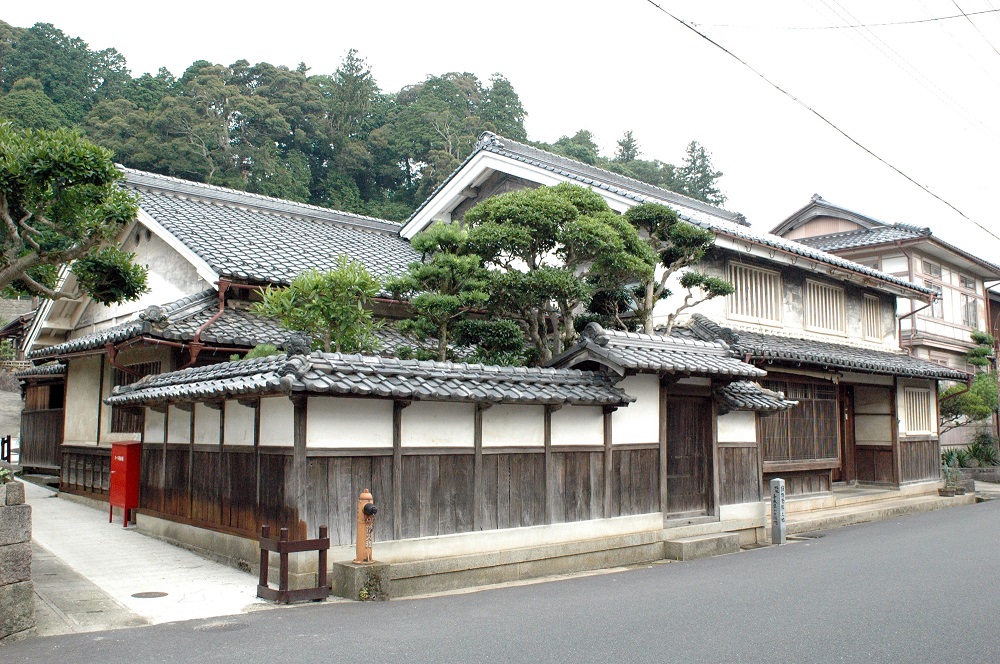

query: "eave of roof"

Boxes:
[715, 381, 797, 413]
[106, 352, 634, 408]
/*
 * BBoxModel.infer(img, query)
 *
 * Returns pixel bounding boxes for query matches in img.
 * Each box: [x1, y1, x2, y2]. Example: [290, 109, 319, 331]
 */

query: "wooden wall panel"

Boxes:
[60, 447, 110, 496]
[140, 442, 163, 512]
[855, 445, 895, 484]
[400, 454, 474, 539]
[163, 446, 190, 518]
[221, 448, 257, 533]
[719, 446, 761, 505]
[611, 448, 659, 517]
[900, 439, 940, 483]
[19, 409, 64, 470]
[190, 450, 221, 524]
[551, 451, 604, 523]
[258, 452, 302, 538]
[482, 452, 545, 531]
[764, 470, 830, 496]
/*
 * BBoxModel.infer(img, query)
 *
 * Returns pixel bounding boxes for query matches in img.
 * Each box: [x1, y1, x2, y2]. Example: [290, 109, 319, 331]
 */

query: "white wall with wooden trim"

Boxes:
[401, 401, 475, 447]
[481, 404, 544, 447]
[167, 405, 190, 444]
[611, 375, 659, 444]
[306, 397, 393, 448]
[550, 406, 604, 446]
[224, 400, 255, 446]
[259, 397, 293, 446]
[717, 411, 756, 444]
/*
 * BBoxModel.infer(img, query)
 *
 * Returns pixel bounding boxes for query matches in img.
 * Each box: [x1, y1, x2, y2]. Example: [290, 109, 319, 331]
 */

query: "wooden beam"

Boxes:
[659, 378, 668, 517]
[392, 400, 406, 540]
[604, 406, 613, 519]
[292, 395, 308, 538]
[711, 390, 721, 519]
[474, 403, 485, 531]
[544, 405, 555, 525]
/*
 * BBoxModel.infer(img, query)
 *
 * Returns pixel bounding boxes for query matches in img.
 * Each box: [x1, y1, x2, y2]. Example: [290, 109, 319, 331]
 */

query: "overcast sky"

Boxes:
[6, 1, 1000, 257]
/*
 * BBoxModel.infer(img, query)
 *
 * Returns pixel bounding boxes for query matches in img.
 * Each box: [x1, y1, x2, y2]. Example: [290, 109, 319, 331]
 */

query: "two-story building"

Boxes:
[771, 194, 1000, 447]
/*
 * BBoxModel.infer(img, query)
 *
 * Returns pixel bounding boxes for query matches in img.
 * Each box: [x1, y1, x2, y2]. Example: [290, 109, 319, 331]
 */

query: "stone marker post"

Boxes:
[0, 480, 35, 642]
[770, 478, 786, 546]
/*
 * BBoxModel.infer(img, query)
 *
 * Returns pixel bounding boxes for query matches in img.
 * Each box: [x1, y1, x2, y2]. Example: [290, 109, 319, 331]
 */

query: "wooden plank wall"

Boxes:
[763, 469, 830, 496]
[855, 445, 895, 484]
[718, 445, 761, 505]
[19, 409, 64, 470]
[60, 446, 110, 496]
[899, 438, 940, 483]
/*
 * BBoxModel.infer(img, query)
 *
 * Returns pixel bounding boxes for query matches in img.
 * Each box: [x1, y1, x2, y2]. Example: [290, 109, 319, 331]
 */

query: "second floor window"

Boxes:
[959, 274, 976, 291]
[924, 281, 944, 319]
[961, 294, 978, 328]
[922, 259, 942, 278]
[805, 280, 846, 334]
[727, 263, 781, 324]
[862, 294, 882, 340]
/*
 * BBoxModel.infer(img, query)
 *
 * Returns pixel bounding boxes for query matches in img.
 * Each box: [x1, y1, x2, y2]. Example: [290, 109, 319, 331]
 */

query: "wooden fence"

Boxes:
[19, 409, 64, 472]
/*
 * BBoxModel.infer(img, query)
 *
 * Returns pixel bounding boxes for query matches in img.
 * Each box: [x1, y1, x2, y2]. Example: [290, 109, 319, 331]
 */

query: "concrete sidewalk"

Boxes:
[23, 480, 273, 635]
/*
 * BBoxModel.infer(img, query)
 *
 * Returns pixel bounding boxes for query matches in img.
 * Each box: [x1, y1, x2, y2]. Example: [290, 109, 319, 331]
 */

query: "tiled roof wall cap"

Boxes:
[121, 167, 403, 234]
[583, 322, 732, 352]
[14, 362, 66, 377]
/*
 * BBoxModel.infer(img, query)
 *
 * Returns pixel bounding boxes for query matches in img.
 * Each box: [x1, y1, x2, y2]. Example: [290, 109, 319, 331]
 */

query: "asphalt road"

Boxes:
[5, 499, 999, 663]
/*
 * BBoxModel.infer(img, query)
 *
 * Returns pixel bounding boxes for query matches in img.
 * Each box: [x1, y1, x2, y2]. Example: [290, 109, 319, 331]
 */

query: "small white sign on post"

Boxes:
[770, 478, 786, 545]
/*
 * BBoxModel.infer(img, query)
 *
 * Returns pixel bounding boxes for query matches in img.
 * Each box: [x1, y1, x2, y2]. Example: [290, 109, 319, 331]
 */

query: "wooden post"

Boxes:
[544, 405, 555, 525]
[161, 405, 168, 514]
[711, 393, 721, 518]
[292, 396, 308, 538]
[219, 401, 226, 528]
[891, 377, 902, 487]
[253, 399, 261, 529]
[604, 406, 614, 519]
[318, 525, 329, 589]
[258, 524, 270, 589]
[392, 400, 406, 540]
[659, 379, 668, 516]
[474, 403, 486, 531]
[278, 527, 290, 591]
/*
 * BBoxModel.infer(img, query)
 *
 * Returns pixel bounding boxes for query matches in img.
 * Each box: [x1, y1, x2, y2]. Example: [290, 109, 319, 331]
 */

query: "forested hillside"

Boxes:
[0, 20, 727, 221]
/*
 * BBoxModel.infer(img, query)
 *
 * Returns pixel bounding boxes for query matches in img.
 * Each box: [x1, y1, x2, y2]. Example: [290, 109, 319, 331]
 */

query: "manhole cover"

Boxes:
[131, 591, 168, 598]
[194, 620, 250, 633]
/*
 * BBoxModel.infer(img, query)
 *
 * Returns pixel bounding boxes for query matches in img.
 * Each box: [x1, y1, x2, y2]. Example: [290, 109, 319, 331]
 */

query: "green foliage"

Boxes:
[387, 223, 489, 362]
[675, 141, 726, 206]
[231, 343, 281, 361]
[253, 257, 382, 354]
[966, 432, 1000, 467]
[0, 123, 145, 302]
[614, 130, 640, 163]
[0, 338, 14, 360]
[0, 466, 11, 483]
[939, 332, 999, 434]
[71, 247, 147, 305]
[465, 183, 654, 364]
[453, 318, 530, 366]
[623, 202, 727, 333]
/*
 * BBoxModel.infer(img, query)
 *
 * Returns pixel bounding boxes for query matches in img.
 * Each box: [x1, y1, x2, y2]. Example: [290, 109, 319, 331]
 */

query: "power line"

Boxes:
[639, 0, 1000, 245]
[697, 7, 1000, 29]
[949, 0, 1000, 58]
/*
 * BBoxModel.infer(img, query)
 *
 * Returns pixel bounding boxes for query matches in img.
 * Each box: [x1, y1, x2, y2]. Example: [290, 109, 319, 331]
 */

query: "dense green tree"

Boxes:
[624, 202, 732, 334]
[548, 130, 600, 165]
[387, 223, 489, 362]
[480, 74, 526, 140]
[940, 331, 1000, 434]
[675, 140, 726, 206]
[614, 130, 640, 163]
[253, 258, 382, 354]
[0, 124, 146, 304]
[465, 183, 655, 364]
[0, 78, 69, 130]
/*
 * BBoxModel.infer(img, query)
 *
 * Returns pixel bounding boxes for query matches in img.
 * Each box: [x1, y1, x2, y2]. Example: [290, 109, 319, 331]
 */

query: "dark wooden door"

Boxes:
[835, 385, 855, 483]
[666, 396, 712, 516]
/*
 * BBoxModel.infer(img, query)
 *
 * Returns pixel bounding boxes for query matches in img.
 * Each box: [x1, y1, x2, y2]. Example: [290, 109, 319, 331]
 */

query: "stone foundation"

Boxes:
[0, 481, 35, 642]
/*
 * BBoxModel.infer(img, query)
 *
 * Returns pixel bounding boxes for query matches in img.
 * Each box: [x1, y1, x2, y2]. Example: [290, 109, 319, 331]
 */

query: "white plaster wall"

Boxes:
[551, 406, 604, 446]
[64, 356, 101, 445]
[402, 401, 475, 447]
[881, 255, 909, 274]
[194, 403, 220, 445]
[224, 400, 256, 446]
[167, 405, 191, 444]
[482, 405, 544, 447]
[144, 408, 165, 443]
[306, 397, 393, 448]
[718, 411, 756, 444]
[259, 397, 294, 446]
[611, 375, 659, 445]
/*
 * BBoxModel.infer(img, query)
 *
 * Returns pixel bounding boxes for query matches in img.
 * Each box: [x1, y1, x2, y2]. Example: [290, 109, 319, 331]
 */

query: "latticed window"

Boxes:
[758, 379, 839, 464]
[727, 263, 781, 324]
[924, 281, 944, 319]
[862, 294, 882, 340]
[804, 280, 846, 333]
[110, 361, 161, 433]
[922, 259, 942, 278]
[902, 388, 932, 435]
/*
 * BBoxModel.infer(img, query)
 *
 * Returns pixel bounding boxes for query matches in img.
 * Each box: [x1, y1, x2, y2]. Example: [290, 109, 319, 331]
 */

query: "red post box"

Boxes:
[109, 441, 142, 527]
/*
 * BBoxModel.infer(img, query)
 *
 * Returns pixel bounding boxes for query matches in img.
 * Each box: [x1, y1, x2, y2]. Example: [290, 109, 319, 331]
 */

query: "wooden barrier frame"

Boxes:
[257, 524, 330, 604]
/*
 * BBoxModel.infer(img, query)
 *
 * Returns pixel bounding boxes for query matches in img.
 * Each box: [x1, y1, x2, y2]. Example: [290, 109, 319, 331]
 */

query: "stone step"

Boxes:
[783, 493, 977, 538]
[663, 532, 741, 561]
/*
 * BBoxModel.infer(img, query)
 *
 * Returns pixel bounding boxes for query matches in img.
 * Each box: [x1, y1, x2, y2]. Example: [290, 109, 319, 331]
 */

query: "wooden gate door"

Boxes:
[834, 385, 855, 483]
[666, 396, 712, 516]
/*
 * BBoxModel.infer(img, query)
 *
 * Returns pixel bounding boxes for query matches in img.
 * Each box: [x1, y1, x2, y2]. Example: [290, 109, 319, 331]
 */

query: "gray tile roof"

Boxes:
[14, 362, 66, 379]
[795, 224, 930, 252]
[106, 352, 633, 408]
[686, 315, 971, 381]
[410, 133, 933, 298]
[550, 322, 766, 378]
[123, 168, 419, 284]
[715, 381, 796, 413]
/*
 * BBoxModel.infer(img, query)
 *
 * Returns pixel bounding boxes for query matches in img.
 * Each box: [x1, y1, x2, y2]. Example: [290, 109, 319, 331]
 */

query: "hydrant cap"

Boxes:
[360, 489, 373, 502]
